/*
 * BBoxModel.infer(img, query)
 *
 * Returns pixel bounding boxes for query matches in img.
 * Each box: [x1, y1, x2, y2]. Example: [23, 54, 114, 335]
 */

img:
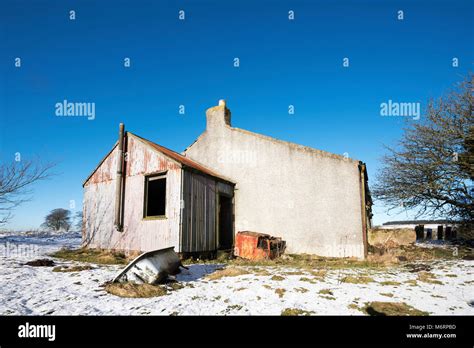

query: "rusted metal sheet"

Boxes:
[132, 132, 234, 184]
[113, 247, 186, 284]
[234, 231, 286, 260]
[84, 144, 117, 186]
[83, 134, 182, 252]
[83, 130, 234, 255]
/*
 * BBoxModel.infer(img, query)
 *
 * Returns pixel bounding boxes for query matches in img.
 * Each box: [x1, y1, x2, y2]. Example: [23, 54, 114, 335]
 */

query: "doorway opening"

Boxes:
[217, 194, 233, 251]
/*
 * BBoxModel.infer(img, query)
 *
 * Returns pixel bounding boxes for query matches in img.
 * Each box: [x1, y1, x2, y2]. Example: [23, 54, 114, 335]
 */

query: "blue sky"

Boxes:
[1, 0, 473, 230]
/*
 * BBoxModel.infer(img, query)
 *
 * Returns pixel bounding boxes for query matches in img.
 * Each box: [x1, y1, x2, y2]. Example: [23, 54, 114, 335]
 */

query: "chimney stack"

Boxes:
[206, 99, 231, 132]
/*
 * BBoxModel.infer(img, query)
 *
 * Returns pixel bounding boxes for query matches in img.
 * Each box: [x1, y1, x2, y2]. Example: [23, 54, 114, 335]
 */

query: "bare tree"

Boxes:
[41, 208, 72, 231]
[0, 159, 55, 225]
[373, 74, 473, 224]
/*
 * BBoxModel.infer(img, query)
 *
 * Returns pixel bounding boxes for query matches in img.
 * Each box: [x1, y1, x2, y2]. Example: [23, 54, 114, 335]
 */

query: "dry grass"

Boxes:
[340, 275, 374, 284]
[348, 303, 360, 311]
[320, 295, 336, 300]
[369, 228, 415, 246]
[51, 248, 129, 265]
[309, 269, 327, 278]
[270, 275, 285, 281]
[417, 272, 443, 285]
[191, 253, 388, 270]
[295, 287, 309, 293]
[300, 277, 318, 284]
[283, 271, 306, 275]
[52, 265, 94, 272]
[405, 279, 418, 286]
[275, 288, 286, 298]
[368, 239, 472, 265]
[183, 236, 471, 272]
[318, 289, 333, 295]
[363, 301, 429, 316]
[206, 267, 249, 280]
[105, 282, 167, 298]
[252, 268, 271, 276]
[281, 308, 314, 316]
[431, 294, 446, 299]
[380, 293, 394, 298]
[366, 253, 399, 265]
[379, 281, 401, 286]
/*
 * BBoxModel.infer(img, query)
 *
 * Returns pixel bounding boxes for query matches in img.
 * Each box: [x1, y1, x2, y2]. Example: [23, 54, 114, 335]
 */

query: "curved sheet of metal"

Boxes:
[112, 247, 181, 284]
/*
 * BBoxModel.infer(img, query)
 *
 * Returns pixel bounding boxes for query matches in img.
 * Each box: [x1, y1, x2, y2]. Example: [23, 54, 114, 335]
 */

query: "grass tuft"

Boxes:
[318, 289, 333, 295]
[275, 288, 286, 298]
[281, 308, 314, 316]
[271, 275, 285, 281]
[341, 275, 374, 284]
[207, 267, 249, 280]
[105, 282, 167, 298]
[50, 248, 128, 265]
[379, 281, 401, 286]
[363, 301, 428, 316]
[417, 272, 443, 285]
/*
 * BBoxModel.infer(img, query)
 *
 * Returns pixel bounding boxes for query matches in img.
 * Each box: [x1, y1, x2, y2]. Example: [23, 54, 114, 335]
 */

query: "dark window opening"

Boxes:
[218, 194, 233, 250]
[144, 175, 166, 217]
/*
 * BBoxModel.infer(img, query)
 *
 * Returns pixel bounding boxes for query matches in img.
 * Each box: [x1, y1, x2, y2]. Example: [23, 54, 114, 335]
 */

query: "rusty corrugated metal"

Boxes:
[83, 130, 235, 255]
[83, 135, 182, 252]
[130, 132, 235, 185]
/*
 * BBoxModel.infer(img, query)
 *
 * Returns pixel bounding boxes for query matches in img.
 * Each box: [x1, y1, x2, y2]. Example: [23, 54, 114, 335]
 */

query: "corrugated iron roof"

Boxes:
[129, 132, 235, 184]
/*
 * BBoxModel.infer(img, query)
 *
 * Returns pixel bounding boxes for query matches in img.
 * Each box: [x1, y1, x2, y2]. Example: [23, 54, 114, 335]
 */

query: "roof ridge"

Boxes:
[128, 132, 235, 184]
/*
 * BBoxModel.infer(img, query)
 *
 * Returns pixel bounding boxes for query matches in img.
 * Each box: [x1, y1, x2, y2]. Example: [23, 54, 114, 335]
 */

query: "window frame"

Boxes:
[143, 172, 167, 219]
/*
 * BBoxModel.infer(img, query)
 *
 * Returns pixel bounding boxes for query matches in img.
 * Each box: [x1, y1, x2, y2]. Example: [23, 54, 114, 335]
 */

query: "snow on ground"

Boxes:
[0, 231, 473, 315]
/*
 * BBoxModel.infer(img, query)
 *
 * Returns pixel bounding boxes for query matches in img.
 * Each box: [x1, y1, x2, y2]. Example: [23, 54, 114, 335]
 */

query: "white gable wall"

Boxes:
[83, 135, 181, 252]
[184, 105, 365, 258]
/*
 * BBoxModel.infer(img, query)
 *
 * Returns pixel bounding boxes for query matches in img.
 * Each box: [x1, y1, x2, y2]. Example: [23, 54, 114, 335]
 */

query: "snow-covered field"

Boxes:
[0, 231, 473, 315]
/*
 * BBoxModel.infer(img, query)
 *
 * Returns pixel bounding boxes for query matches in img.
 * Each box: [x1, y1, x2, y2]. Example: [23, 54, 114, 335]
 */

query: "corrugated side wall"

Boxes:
[83, 135, 181, 252]
[181, 170, 233, 253]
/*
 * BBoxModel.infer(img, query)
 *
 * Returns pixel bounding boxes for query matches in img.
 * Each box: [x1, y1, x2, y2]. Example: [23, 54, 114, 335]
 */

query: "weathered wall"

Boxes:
[181, 170, 216, 253]
[180, 170, 235, 253]
[83, 134, 181, 252]
[184, 104, 365, 258]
